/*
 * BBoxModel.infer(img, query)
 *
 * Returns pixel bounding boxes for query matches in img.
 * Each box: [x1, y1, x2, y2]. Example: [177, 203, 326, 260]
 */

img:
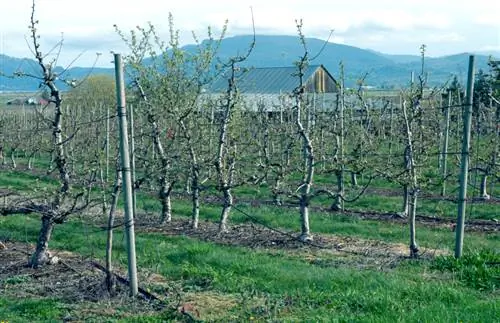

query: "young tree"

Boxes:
[0, 1, 97, 267]
[288, 21, 316, 241]
[211, 38, 258, 233]
[471, 68, 499, 199]
[117, 18, 226, 226]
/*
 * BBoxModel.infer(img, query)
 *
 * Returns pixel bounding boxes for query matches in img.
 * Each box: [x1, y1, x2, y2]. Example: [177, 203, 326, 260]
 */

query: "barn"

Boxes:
[206, 64, 339, 112]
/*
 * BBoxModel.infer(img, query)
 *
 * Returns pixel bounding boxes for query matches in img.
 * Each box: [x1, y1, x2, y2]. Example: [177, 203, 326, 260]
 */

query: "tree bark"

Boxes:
[215, 65, 236, 233]
[272, 177, 282, 206]
[191, 166, 200, 229]
[296, 94, 314, 241]
[149, 113, 173, 225]
[29, 216, 55, 268]
[179, 120, 201, 229]
[401, 184, 409, 217]
[351, 172, 358, 186]
[299, 196, 312, 242]
[409, 191, 419, 258]
[330, 170, 344, 211]
[218, 187, 233, 233]
[479, 174, 490, 200]
[159, 178, 173, 223]
[402, 100, 419, 258]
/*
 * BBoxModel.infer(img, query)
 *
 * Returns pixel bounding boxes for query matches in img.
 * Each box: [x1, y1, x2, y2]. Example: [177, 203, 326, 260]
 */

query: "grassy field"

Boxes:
[0, 161, 498, 321]
[0, 213, 498, 322]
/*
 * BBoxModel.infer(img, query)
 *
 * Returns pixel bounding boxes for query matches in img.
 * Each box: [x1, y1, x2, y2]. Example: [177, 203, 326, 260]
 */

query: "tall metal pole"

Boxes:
[114, 53, 139, 295]
[455, 55, 475, 258]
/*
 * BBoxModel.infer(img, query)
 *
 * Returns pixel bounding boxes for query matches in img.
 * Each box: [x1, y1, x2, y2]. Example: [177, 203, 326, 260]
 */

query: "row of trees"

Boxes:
[1, 3, 499, 269]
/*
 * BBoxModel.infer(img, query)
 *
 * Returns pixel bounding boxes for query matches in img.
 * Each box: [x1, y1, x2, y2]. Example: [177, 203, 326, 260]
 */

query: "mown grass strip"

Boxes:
[1, 215, 498, 322]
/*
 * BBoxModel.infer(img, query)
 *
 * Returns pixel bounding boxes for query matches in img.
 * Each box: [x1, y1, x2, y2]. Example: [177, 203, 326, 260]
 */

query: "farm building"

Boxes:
[205, 65, 339, 112]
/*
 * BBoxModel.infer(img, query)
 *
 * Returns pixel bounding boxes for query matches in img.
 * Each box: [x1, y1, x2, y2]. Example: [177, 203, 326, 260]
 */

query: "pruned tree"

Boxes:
[117, 17, 226, 227]
[211, 33, 257, 233]
[290, 21, 315, 241]
[470, 66, 500, 199]
[0, 0, 98, 267]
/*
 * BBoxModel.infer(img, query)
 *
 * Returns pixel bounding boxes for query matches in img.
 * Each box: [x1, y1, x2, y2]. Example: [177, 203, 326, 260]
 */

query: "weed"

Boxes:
[432, 249, 500, 291]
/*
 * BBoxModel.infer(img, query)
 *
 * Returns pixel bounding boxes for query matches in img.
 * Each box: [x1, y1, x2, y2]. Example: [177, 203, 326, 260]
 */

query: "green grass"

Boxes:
[1, 213, 499, 322]
[431, 249, 500, 291]
[0, 298, 64, 322]
[0, 159, 498, 321]
[1, 167, 497, 252]
[163, 201, 499, 252]
[2, 153, 498, 222]
[0, 169, 58, 189]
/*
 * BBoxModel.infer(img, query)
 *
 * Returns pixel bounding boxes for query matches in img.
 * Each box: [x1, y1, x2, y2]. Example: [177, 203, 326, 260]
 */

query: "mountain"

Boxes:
[475, 50, 500, 58]
[200, 35, 492, 87]
[0, 54, 114, 92]
[1, 35, 496, 91]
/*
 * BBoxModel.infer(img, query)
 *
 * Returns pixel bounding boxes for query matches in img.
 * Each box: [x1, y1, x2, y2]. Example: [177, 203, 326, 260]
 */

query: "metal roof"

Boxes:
[209, 65, 324, 94]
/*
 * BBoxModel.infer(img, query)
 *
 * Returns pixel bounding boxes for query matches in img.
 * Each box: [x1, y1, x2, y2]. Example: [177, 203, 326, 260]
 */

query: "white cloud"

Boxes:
[427, 32, 465, 43]
[474, 13, 500, 27]
[480, 45, 500, 51]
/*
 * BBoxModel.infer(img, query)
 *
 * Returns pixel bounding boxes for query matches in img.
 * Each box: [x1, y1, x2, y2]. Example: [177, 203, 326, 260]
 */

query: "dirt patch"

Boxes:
[137, 217, 448, 270]
[334, 209, 500, 233]
[0, 241, 165, 320]
[365, 187, 500, 205]
[191, 194, 499, 233]
[0, 240, 260, 321]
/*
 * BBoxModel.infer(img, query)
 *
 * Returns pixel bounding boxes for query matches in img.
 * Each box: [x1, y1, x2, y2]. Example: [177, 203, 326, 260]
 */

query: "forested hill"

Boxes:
[1, 35, 495, 91]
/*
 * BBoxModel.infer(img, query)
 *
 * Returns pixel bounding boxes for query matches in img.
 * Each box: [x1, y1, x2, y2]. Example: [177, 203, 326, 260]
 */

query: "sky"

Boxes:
[0, 0, 498, 67]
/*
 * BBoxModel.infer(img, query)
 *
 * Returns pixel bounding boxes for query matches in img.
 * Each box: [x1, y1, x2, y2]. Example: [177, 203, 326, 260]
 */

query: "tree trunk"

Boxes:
[179, 120, 201, 230]
[191, 167, 200, 229]
[184, 175, 192, 195]
[215, 67, 236, 233]
[28, 156, 34, 170]
[10, 149, 16, 169]
[29, 216, 55, 268]
[330, 169, 344, 211]
[272, 177, 282, 206]
[402, 100, 419, 258]
[351, 172, 358, 186]
[299, 196, 312, 241]
[441, 92, 451, 196]
[479, 174, 490, 200]
[159, 179, 173, 223]
[294, 60, 314, 242]
[409, 191, 419, 258]
[218, 187, 233, 233]
[400, 184, 409, 217]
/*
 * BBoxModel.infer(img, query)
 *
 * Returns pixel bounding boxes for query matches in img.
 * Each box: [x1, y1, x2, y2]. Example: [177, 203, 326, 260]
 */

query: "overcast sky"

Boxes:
[0, 0, 498, 67]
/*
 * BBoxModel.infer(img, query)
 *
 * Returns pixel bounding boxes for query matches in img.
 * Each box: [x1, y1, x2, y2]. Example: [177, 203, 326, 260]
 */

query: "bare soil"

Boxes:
[0, 241, 166, 321]
[136, 217, 447, 270]
[0, 240, 261, 321]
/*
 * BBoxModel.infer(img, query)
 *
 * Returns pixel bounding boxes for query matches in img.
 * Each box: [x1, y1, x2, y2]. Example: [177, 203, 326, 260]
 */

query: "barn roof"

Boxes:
[209, 64, 336, 94]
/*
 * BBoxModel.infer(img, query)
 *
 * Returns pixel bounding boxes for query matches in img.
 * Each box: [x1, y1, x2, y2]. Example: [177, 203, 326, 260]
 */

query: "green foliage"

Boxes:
[3, 274, 32, 285]
[65, 74, 116, 106]
[0, 298, 63, 321]
[432, 249, 500, 291]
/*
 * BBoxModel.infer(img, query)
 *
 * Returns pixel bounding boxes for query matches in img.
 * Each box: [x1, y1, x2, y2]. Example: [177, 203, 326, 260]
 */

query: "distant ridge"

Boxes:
[1, 35, 495, 91]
